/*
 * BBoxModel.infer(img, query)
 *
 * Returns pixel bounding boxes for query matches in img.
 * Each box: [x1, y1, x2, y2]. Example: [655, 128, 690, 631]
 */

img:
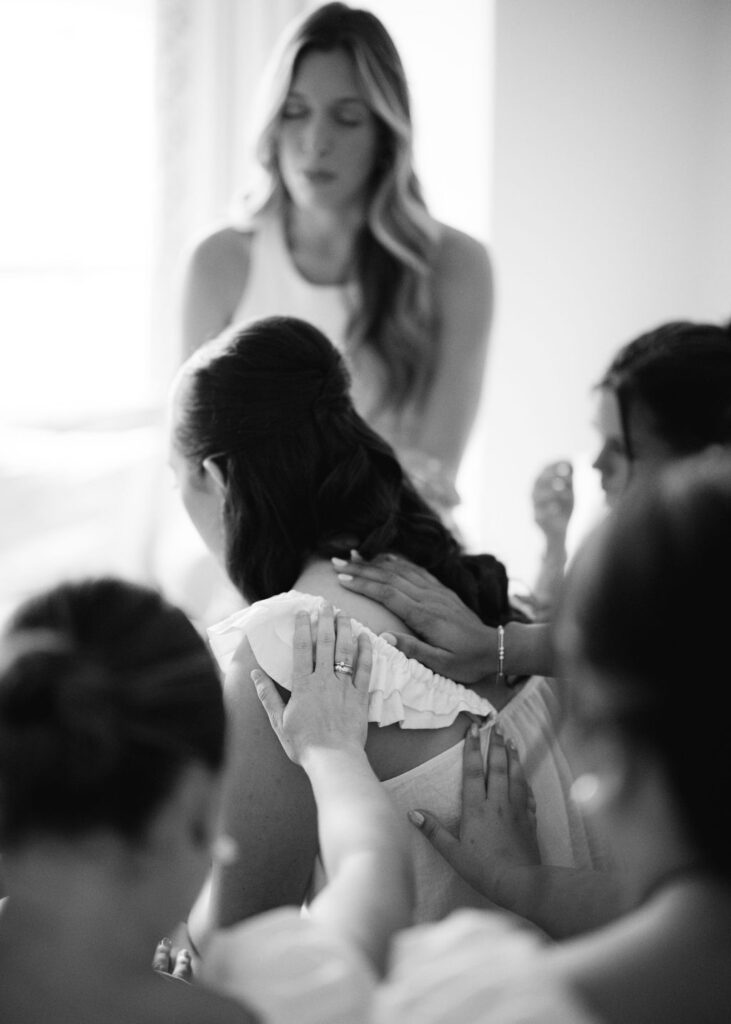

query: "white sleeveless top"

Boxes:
[232, 212, 356, 353]
[208, 592, 613, 924]
[229, 212, 413, 449]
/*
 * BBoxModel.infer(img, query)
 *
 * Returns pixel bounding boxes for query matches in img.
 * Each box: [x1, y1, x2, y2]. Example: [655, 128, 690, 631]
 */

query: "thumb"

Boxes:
[408, 809, 460, 864]
[382, 633, 449, 675]
[251, 668, 284, 737]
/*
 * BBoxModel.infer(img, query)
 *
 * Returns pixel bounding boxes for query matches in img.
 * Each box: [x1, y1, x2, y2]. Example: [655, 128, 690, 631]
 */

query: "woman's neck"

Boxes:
[295, 557, 408, 637]
[285, 202, 364, 285]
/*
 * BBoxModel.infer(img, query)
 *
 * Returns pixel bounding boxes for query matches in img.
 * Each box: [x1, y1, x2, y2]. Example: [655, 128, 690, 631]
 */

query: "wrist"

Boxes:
[300, 743, 370, 777]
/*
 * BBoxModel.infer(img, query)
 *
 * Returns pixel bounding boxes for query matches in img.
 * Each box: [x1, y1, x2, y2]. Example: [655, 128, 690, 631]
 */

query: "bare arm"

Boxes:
[253, 609, 414, 975]
[529, 460, 574, 619]
[210, 637, 319, 927]
[180, 228, 251, 362]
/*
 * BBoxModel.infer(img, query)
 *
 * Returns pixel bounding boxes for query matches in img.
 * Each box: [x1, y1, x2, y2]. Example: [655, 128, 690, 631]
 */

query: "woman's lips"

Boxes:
[303, 169, 336, 184]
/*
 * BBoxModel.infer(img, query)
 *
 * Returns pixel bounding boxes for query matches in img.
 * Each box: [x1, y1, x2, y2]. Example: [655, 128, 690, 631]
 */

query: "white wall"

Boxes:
[457, 0, 731, 590]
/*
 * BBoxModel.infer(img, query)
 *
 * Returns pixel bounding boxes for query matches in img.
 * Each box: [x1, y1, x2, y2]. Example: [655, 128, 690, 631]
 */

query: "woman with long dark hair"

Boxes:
[169, 314, 608, 940]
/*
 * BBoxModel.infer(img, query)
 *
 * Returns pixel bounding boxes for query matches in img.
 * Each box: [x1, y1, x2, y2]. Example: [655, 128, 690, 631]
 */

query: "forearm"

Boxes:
[490, 863, 626, 939]
[303, 746, 414, 974]
[303, 746, 411, 878]
[531, 544, 568, 620]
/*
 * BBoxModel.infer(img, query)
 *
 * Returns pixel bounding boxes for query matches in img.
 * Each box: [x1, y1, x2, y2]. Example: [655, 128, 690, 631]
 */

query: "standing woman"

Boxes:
[182, 2, 492, 521]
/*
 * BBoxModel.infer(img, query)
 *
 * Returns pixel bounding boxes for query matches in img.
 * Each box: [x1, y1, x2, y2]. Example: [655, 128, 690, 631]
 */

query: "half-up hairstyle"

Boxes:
[598, 319, 731, 460]
[174, 315, 513, 623]
[0, 578, 225, 847]
[236, 2, 440, 410]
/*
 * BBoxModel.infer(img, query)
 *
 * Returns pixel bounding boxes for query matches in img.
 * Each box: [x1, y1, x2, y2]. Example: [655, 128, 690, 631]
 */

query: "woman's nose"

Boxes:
[302, 116, 332, 156]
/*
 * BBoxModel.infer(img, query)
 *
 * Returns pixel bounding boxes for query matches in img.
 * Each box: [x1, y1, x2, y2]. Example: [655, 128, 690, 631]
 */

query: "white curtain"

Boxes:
[151, 0, 309, 384]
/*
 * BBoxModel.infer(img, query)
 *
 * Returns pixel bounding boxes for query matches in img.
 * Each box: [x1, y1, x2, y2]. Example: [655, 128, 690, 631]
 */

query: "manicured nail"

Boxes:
[350, 549, 364, 562]
[251, 669, 262, 684]
[408, 810, 425, 827]
[469, 722, 480, 738]
[331, 557, 349, 569]
[337, 573, 354, 582]
[380, 632, 397, 645]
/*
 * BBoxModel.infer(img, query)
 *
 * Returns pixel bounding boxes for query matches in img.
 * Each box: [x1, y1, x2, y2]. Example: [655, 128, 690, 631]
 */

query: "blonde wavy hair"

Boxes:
[234, 2, 441, 411]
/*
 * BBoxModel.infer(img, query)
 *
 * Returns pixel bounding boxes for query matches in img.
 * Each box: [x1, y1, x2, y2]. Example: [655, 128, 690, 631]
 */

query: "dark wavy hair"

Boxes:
[0, 578, 225, 847]
[174, 315, 513, 623]
[598, 319, 731, 459]
[557, 452, 731, 876]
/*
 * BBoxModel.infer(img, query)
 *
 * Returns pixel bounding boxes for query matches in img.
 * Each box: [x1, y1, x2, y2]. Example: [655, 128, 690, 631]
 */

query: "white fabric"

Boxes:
[202, 907, 375, 1024]
[207, 591, 496, 730]
[208, 592, 613, 924]
[229, 211, 397, 436]
[232, 212, 356, 352]
[373, 909, 601, 1023]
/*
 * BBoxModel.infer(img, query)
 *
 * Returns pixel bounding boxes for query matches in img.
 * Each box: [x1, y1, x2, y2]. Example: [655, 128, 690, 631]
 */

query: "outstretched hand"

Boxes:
[331, 552, 494, 683]
[252, 605, 372, 764]
[409, 723, 539, 900]
[532, 460, 574, 542]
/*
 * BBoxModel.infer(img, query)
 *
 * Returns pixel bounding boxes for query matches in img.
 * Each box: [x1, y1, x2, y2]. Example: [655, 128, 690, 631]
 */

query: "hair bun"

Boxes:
[0, 630, 79, 726]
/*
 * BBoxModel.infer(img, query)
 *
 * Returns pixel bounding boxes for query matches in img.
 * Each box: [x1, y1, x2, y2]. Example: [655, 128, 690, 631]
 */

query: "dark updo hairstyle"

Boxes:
[599, 319, 731, 459]
[559, 452, 731, 876]
[0, 578, 225, 847]
[174, 315, 514, 625]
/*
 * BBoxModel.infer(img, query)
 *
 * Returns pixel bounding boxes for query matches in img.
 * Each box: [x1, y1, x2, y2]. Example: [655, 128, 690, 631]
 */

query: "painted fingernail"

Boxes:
[331, 557, 349, 568]
[380, 632, 397, 645]
[469, 722, 480, 738]
[408, 810, 425, 827]
[337, 573, 354, 582]
[350, 549, 364, 562]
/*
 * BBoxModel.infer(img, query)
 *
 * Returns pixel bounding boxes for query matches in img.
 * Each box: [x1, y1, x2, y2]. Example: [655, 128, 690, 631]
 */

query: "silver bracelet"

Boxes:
[497, 625, 506, 684]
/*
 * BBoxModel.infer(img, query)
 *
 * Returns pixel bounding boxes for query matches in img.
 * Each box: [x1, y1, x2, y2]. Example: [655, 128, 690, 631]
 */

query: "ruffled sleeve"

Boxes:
[207, 591, 496, 730]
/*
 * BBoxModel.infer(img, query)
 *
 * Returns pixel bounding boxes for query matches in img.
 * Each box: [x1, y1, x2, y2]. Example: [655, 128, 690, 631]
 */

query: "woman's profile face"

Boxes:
[591, 389, 631, 508]
[278, 48, 380, 213]
[592, 388, 680, 508]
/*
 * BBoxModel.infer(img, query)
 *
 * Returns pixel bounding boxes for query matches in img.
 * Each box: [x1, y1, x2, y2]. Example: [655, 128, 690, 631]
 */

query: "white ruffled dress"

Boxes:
[207, 591, 612, 924]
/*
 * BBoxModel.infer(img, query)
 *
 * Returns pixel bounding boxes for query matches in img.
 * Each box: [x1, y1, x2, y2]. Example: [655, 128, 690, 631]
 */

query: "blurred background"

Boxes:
[2, 0, 730, 627]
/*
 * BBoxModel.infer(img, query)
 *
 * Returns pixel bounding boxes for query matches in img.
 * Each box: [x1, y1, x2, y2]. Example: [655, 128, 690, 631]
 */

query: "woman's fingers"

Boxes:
[252, 667, 285, 736]
[314, 604, 336, 671]
[460, 722, 487, 809]
[333, 612, 354, 678]
[171, 948, 192, 982]
[292, 610, 314, 674]
[152, 937, 173, 972]
[352, 633, 373, 697]
[485, 727, 510, 801]
[504, 735, 534, 812]
[407, 809, 460, 863]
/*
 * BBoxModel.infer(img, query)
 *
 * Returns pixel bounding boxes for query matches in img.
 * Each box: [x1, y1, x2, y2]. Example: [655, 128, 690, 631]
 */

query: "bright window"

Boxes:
[0, 0, 156, 424]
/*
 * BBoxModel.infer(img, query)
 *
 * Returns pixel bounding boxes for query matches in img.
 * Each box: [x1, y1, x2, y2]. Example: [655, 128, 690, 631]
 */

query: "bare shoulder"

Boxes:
[188, 226, 253, 283]
[433, 222, 491, 284]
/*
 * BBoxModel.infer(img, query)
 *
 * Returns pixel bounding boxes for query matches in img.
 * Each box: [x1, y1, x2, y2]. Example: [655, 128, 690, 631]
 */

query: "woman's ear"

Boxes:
[202, 457, 227, 495]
